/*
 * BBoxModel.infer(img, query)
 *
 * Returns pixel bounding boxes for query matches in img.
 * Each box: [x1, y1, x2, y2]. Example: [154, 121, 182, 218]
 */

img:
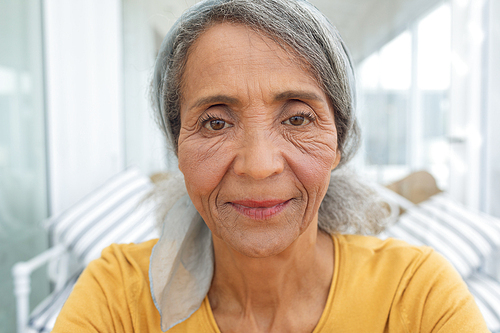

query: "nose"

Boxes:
[233, 130, 284, 180]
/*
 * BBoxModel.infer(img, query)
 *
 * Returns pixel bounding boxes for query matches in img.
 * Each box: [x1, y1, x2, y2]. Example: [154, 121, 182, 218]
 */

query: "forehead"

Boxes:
[186, 22, 300, 67]
[180, 23, 325, 109]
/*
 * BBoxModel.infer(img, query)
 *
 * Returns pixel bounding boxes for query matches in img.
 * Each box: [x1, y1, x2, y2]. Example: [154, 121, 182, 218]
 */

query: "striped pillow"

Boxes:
[384, 193, 500, 278]
[466, 273, 500, 332]
[45, 167, 159, 264]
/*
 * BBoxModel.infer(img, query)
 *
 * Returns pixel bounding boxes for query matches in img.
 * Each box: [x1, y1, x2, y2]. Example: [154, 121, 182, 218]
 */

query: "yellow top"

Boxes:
[52, 234, 489, 332]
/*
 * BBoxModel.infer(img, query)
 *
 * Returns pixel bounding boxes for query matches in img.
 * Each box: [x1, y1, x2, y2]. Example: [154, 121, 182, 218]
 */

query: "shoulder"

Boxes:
[336, 234, 462, 290]
[84, 239, 158, 287]
[53, 239, 160, 333]
[338, 233, 427, 251]
[335, 234, 466, 306]
[98, 238, 159, 260]
[92, 239, 158, 272]
[336, 234, 435, 270]
[334, 234, 441, 300]
[327, 234, 488, 332]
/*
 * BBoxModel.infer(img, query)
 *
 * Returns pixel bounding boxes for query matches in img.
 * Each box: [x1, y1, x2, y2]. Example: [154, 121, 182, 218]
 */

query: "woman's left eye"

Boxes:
[282, 115, 311, 126]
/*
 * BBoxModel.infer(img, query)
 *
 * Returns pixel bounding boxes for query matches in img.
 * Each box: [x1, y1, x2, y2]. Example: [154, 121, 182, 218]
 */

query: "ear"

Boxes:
[331, 151, 341, 171]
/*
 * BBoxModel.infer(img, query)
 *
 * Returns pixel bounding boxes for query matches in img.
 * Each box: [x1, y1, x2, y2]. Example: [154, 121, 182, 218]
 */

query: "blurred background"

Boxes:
[1, 0, 499, 332]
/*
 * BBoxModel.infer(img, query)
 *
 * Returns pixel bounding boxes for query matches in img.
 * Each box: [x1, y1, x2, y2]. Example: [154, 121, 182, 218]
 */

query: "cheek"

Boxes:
[289, 152, 334, 195]
[177, 136, 234, 204]
[284, 131, 338, 202]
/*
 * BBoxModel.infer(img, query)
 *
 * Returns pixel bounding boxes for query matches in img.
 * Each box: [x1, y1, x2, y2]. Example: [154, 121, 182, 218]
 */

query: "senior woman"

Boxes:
[52, 0, 488, 332]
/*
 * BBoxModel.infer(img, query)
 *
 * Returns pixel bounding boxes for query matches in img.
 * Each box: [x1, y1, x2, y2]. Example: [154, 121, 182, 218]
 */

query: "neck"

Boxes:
[208, 221, 334, 332]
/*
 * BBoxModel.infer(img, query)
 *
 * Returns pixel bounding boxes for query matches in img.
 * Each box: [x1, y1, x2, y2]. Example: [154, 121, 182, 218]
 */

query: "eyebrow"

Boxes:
[190, 95, 240, 110]
[189, 90, 326, 111]
[273, 90, 325, 103]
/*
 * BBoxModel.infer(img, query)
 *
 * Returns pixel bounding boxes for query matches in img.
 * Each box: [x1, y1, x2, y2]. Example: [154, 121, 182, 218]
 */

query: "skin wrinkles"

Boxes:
[281, 121, 337, 158]
[178, 23, 339, 256]
[177, 22, 340, 332]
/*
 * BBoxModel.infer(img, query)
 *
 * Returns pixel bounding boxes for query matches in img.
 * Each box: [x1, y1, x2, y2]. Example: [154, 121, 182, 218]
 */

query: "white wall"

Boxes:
[43, 0, 124, 214]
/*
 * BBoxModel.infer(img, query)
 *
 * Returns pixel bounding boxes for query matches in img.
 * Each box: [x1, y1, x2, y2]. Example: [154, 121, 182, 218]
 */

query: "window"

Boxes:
[0, 0, 49, 330]
[357, 3, 451, 188]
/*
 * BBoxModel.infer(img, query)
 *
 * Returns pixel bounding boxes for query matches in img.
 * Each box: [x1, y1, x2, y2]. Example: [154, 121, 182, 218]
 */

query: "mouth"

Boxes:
[230, 199, 291, 220]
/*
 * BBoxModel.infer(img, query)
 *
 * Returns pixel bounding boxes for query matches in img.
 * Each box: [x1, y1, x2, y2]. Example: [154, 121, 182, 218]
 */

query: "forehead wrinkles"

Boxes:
[178, 23, 320, 104]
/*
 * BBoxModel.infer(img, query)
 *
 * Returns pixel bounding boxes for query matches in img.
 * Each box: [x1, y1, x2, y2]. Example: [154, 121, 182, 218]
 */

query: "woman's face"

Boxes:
[178, 23, 340, 258]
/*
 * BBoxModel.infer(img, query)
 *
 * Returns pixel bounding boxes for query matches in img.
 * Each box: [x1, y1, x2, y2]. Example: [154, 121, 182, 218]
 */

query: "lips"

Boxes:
[230, 199, 290, 220]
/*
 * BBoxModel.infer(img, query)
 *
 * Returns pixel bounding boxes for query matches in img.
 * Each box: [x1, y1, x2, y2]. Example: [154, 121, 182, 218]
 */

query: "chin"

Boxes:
[217, 221, 305, 258]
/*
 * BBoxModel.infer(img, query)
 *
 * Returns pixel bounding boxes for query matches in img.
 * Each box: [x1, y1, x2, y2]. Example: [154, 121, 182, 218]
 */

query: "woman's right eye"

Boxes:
[204, 119, 229, 131]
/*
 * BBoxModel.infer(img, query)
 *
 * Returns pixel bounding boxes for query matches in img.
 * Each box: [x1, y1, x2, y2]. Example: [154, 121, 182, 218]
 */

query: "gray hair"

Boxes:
[151, 0, 390, 235]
